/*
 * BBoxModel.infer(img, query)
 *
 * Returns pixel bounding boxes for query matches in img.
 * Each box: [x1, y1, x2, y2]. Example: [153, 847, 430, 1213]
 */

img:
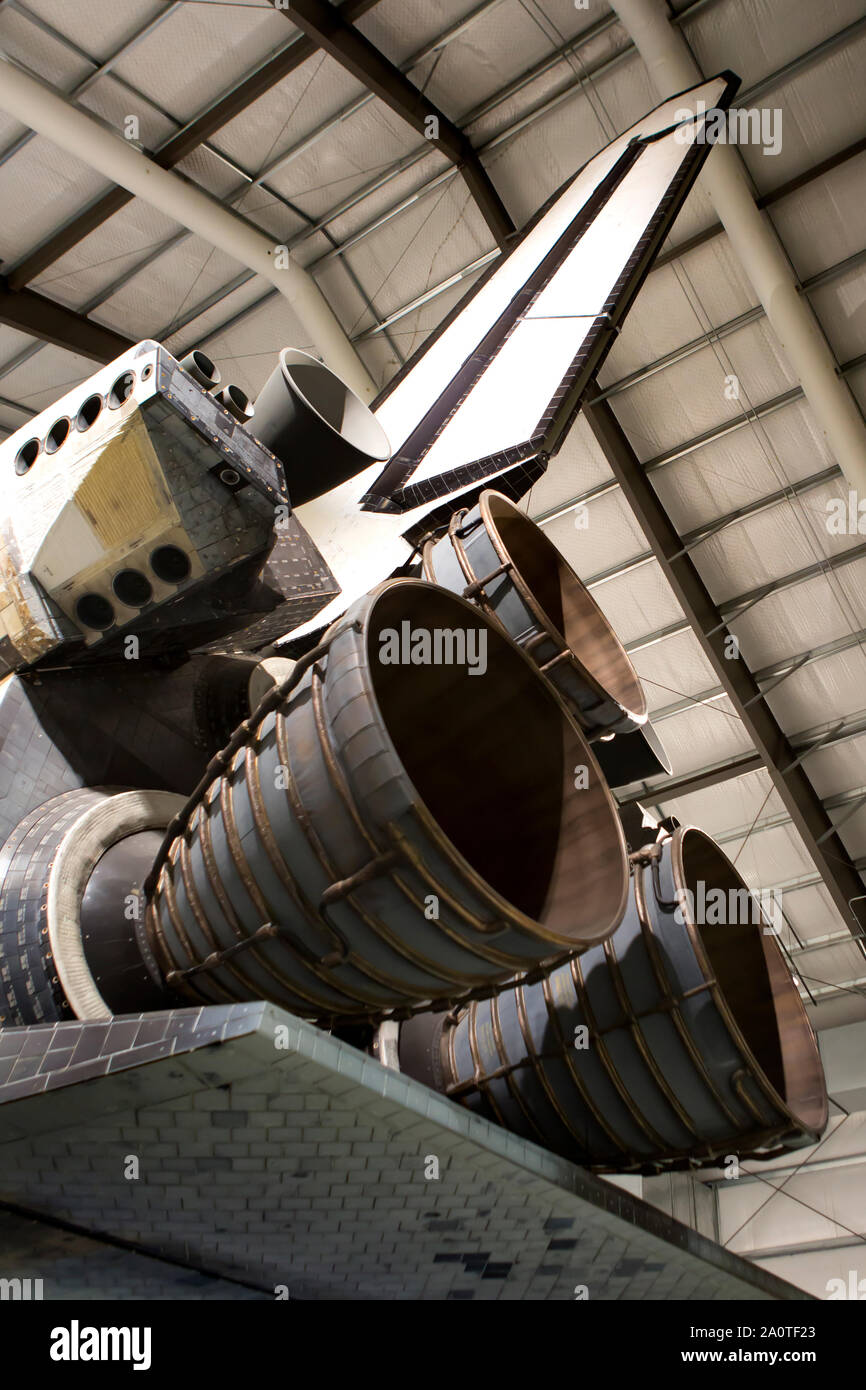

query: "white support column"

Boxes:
[0, 55, 376, 401]
[609, 0, 866, 495]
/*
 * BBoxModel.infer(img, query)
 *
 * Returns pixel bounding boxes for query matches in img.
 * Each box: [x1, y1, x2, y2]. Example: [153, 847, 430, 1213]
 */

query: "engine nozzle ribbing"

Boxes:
[144, 579, 629, 1021]
[397, 827, 828, 1172]
[420, 491, 670, 785]
[422, 490, 648, 737]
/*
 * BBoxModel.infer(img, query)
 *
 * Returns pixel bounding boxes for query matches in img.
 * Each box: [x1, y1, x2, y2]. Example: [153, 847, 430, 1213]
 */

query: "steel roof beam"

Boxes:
[610, 0, 866, 492]
[106, 23, 625, 353]
[536, 346, 866, 535]
[620, 751, 765, 802]
[0, 1, 183, 170]
[0, 0, 519, 372]
[622, 708, 866, 808]
[0, 57, 374, 395]
[584, 388, 866, 937]
[576, 466, 842, 589]
[2, 2, 841, 368]
[0, 5, 630, 377]
[279, 0, 515, 245]
[291, 5, 857, 274]
[592, 244, 866, 405]
[0, 278, 133, 362]
[2, 10, 860, 379]
[0, 393, 35, 418]
[331, 126, 866, 358]
[180, 128, 866, 370]
[294, 16, 631, 261]
[631, 539, 866, 661]
[620, 722, 866, 808]
[711, 784, 866, 856]
[643, 626, 866, 730]
[292, 18, 866, 280]
[620, 659, 866, 807]
[547, 461, 866, 640]
[4, 0, 384, 291]
[653, 134, 866, 274]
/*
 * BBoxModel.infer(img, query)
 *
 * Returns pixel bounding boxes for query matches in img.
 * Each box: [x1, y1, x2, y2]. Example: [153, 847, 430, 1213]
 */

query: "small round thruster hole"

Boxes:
[15, 438, 40, 475]
[76, 395, 103, 431]
[149, 544, 191, 584]
[107, 371, 135, 409]
[112, 568, 153, 608]
[75, 593, 115, 631]
[45, 418, 71, 453]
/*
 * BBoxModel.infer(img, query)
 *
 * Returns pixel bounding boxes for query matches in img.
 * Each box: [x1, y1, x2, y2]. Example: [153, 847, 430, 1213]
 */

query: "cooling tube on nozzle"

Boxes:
[144, 578, 629, 1021]
[397, 825, 827, 1171]
[422, 490, 648, 737]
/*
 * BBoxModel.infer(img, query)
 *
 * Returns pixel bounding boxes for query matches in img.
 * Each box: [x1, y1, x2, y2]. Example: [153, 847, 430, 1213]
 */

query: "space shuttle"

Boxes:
[0, 73, 827, 1177]
[2, 75, 738, 665]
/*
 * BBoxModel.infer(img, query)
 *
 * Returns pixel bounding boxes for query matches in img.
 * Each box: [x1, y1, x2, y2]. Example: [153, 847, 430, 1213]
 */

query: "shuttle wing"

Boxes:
[289, 73, 739, 638]
[365, 71, 739, 513]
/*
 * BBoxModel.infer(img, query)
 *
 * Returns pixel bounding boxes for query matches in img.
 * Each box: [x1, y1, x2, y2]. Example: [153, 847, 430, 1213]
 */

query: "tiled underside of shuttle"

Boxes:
[0, 1004, 808, 1301]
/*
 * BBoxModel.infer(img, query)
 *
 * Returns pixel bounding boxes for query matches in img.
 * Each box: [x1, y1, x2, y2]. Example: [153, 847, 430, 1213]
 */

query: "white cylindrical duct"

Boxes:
[609, 0, 866, 495]
[0, 55, 376, 402]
